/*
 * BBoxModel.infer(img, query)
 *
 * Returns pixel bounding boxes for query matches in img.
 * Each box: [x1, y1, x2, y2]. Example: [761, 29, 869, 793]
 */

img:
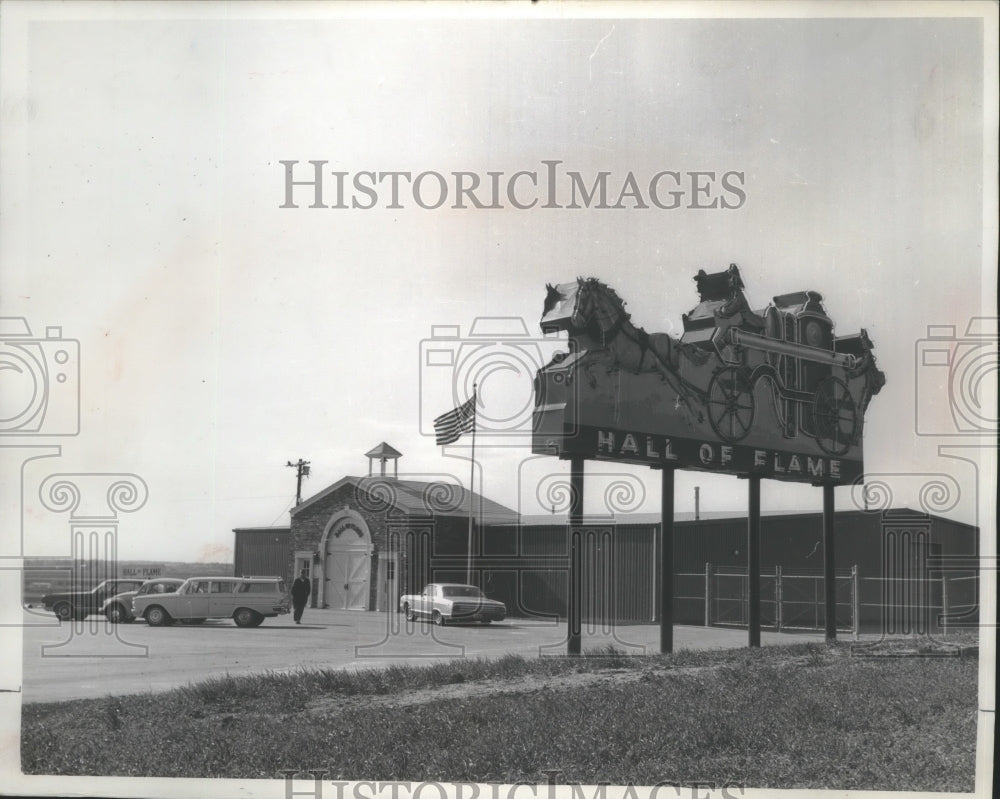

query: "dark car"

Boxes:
[41, 578, 146, 621]
[101, 577, 185, 623]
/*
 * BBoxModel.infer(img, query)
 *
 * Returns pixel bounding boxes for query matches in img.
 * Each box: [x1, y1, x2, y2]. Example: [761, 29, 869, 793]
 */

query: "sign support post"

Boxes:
[748, 475, 761, 647]
[823, 483, 837, 641]
[660, 467, 675, 654]
[568, 456, 584, 656]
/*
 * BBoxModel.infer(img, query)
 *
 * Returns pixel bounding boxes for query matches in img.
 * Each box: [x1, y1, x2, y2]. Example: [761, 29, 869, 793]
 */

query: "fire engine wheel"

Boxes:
[707, 366, 756, 442]
[812, 377, 858, 455]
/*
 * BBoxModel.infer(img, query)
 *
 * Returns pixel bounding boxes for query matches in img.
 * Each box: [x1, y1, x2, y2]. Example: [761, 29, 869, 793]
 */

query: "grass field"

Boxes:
[22, 639, 979, 790]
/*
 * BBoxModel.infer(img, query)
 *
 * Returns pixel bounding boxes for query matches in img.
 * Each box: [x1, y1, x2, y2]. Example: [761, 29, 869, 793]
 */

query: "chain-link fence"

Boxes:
[694, 565, 856, 634]
[676, 564, 978, 636]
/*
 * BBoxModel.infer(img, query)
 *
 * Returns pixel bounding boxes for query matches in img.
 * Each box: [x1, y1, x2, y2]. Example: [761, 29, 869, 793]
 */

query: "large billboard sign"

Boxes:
[532, 265, 885, 485]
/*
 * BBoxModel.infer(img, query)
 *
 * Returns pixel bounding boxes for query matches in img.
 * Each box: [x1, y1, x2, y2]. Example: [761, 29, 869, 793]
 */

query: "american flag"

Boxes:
[433, 393, 477, 445]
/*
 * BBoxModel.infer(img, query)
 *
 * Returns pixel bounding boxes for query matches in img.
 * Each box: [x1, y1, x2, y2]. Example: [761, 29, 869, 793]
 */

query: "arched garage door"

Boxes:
[323, 513, 371, 610]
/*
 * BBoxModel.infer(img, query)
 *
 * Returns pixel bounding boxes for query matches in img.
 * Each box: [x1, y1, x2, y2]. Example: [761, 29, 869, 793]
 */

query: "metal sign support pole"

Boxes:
[823, 483, 837, 641]
[660, 467, 675, 654]
[748, 475, 761, 647]
[466, 405, 476, 586]
[568, 456, 584, 656]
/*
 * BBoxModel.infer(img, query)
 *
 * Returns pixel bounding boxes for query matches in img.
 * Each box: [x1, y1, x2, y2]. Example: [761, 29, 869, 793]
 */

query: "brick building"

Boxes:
[279, 443, 517, 611]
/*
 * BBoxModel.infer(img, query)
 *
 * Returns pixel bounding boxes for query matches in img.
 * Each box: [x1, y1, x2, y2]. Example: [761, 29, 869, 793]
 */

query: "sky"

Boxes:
[1, 4, 996, 565]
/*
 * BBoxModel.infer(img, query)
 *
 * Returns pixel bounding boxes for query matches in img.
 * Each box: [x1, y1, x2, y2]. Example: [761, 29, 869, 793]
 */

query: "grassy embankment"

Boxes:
[22, 639, 978, 790]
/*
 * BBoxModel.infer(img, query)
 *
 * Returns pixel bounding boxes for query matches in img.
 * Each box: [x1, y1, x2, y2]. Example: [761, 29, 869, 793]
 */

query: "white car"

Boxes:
[132, 576, 290, 627]
[101, 577, 185, 623]
[399, 583, 506, 625]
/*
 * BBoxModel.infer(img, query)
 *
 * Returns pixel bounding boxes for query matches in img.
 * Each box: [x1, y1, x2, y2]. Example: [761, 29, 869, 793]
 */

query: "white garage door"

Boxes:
[325, 548, 370, 610]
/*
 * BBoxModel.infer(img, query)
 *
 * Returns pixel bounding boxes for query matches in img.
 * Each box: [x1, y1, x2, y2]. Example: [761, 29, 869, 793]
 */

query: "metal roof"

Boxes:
[516, 510, 772, 526]
[364, 442, 403, 459]
[514, 507, 976, 529]
[290, 475, 519, 524]
[232, 526, 290, 533]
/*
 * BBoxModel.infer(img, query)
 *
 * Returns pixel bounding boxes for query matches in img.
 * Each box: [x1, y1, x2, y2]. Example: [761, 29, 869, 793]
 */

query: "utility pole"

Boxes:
[287, 459, 311, 505]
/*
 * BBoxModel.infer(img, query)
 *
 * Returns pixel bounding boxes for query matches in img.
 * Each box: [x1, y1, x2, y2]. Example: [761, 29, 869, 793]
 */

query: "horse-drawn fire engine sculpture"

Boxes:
[533, 264, 885, 483]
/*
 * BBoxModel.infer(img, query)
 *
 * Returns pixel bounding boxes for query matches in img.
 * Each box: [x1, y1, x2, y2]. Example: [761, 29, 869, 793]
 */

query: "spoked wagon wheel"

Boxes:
[812, 377, 858, 455]
[707, 366, 756, 442]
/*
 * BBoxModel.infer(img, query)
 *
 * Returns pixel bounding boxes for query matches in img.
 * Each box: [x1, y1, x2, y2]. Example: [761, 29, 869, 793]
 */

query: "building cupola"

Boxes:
[364, 442, 402, 477]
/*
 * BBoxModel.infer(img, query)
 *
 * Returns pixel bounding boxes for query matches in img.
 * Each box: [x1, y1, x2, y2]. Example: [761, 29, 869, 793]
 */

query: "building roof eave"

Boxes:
[289, 476, 362, 517]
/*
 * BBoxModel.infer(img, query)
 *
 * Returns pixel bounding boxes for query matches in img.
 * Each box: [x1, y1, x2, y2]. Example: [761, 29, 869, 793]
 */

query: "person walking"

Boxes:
[291, 568, 311, 624]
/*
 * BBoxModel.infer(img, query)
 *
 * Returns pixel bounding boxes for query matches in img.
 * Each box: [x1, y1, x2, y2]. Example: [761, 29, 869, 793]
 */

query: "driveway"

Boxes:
[20, 606, 825, 703]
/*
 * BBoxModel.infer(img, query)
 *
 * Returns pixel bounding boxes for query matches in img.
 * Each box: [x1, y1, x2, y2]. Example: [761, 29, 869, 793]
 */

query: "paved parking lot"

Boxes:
[20, 606, 825, 703]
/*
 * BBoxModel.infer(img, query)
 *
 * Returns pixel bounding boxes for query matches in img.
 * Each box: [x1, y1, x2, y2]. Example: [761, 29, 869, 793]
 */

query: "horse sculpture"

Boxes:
[542, 277, 714, 369]
[542, 277, 708, 421]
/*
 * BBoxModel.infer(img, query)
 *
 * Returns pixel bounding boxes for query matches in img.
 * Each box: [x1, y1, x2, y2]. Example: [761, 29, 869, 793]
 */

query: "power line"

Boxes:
[266, 497, 296, 528]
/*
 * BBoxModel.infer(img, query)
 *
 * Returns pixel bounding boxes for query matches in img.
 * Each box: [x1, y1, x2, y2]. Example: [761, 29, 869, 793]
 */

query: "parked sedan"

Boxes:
[41, 578, 146, 621]
[399, 583, 506, 625]
[101, 578, 185, 623]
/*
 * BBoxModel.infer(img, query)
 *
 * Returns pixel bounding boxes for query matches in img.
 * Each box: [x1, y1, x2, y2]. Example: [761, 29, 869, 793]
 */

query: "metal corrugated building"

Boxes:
[474, 522, 659, 623]
[233, 527, 290, 578]
[475, 507, 978, 633]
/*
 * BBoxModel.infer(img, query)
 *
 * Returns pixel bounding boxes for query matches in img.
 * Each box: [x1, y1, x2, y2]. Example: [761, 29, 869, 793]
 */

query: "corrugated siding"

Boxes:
[234, 530, 290, 579]
[475, 523, 658, 623]
[403, 525, 434, 597]
[674, 521, 745, 573]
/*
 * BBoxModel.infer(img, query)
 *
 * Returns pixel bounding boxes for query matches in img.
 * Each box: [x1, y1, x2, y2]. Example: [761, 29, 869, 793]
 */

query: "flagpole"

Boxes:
[467, 385, 476, 585]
